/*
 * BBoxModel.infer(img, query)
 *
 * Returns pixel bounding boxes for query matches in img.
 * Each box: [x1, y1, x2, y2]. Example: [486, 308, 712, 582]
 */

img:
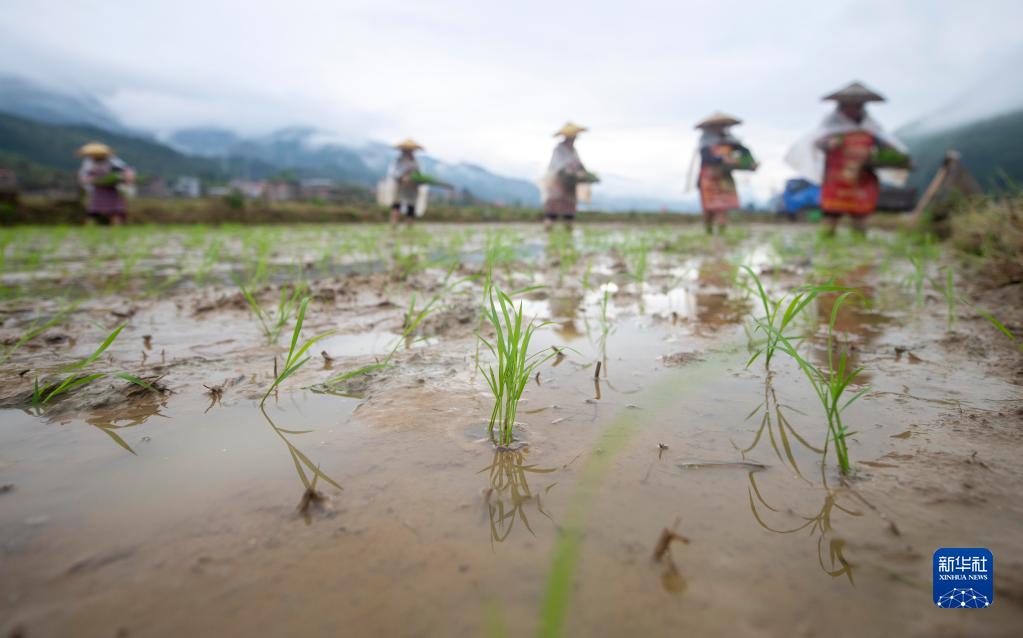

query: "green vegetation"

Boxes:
[240, 282, 308, 345]
[742, 266, 844, 370]
[261, 297, 333, 405]
[0, 302, 75, 364]
[478, 287, 556, 446]
[766, 293, 867, 474]
[901, 108, 1023, 193]
[31, 324, 155, 410]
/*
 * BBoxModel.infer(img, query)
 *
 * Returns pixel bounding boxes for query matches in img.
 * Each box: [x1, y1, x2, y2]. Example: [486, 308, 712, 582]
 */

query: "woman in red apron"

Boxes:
[694, 112, 757, 235]
[812, 82, 910, 236]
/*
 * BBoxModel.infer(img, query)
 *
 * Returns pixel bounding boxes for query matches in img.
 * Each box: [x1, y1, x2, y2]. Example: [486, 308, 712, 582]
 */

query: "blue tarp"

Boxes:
[780, 178, 819, 214]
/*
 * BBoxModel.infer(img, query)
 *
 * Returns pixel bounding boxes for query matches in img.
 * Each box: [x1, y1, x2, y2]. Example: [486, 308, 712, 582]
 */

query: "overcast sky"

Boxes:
[3, 0, 1023, 201]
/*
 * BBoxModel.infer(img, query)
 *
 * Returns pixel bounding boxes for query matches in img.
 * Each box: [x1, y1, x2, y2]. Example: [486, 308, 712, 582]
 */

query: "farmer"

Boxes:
[690, 112, 757, 235]
[785, 81, 910, 237]
[543, 122, 595, 230]
[77, 142, 135, 225]
[386, 139, 424, 226]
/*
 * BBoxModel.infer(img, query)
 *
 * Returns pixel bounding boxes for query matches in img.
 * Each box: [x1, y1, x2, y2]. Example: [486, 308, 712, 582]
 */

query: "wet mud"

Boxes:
[1, 223, 1022, 637]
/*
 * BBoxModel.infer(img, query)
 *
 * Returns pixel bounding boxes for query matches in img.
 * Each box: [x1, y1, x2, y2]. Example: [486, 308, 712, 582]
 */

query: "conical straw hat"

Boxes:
[554, 122, 588, 138]
[77, 141, 114, 158]
[694, 111, 742, 129]
[394, 138, 424, 151]
[821, 81, 885, 103]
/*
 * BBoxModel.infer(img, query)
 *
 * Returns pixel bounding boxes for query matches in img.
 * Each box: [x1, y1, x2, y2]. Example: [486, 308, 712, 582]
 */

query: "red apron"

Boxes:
[698, 145, 740, 213]
[821, 130, 879, 216]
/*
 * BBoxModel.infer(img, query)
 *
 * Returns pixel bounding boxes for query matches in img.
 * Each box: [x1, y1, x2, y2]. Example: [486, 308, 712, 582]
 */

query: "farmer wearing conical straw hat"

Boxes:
[542, 122, 597, 230]
[784, 81, 910, 236]
[386, 138, 424, 226]
[76, 141, 135, 226]
[689, 112, 757, 235]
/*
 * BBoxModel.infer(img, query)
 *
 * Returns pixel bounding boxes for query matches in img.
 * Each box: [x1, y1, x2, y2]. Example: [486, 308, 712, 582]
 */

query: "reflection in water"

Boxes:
[747, 470, 863, 584]
[550, 293, 583, 340]
[479, 447, 556, 545]
[259, 406, 342, 524]
[652, 519, 690, 594]
[811, 275, 893, 386]
[738, 374, 823, 480]
[546, 228, 580, 288]
[83, 392, 170, 455]
[692, 258, 748, 333]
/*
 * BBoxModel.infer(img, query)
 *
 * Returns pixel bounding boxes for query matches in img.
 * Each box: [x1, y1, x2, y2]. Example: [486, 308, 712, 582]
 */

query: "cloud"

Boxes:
[2, 0, 1022, 203]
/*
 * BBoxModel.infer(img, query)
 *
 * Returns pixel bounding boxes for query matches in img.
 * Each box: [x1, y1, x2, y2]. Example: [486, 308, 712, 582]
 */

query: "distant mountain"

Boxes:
[166, 127, 242, 157]
[0, 112, 240, 179]
[0, 75, 137, 135]
[899, 108, 1023, 191]
[171, 126, 541, 205]
[0, 73, 539, 205]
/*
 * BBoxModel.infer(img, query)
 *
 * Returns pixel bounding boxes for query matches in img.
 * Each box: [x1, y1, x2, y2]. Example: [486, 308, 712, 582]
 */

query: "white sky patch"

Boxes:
[1, 0, 1022, 202]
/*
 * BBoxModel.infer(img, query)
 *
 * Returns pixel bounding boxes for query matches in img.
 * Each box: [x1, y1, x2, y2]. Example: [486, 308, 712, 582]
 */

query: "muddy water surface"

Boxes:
[1, 224, 1022, 637]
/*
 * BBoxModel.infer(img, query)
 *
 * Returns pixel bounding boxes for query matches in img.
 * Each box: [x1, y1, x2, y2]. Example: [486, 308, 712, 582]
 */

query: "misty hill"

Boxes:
[0, 112, 281, 181]
[170, 127, 541, 205]
[900, 109, 1023, 191]
[0, 74, 539, 204]
[0, 75, 138, 135]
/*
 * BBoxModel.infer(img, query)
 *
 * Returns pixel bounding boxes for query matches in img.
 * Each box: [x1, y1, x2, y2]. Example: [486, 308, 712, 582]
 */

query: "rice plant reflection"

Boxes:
[259, 405, 342, 523]
[479, 446, 557, 545]
[737, 373, 823, 481]
[83, 392, 169, 455]
[747, 468, 863, 584]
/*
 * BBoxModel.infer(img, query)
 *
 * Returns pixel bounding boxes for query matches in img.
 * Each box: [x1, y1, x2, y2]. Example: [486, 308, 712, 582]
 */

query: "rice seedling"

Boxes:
[320, 266, 471, 393]
[390, 242, 421, 280]
[261, 296, 333, 406]
[906, 254, 929, 306]
[596, 288, 613, 377]
[244, 232, 274, 286]
[0, 302, 77, 365]
[30, 324, 156, 411]
[623, 236, 650, 286]
[580, 257, 594, 291]
[193, 236, 224, 284]
[483, 230, 517, 274]
[972, 306, 1023, 352]
[741, 266, 845, 371]
[239, 281, 308, 345]
[546, 228, 579, 286]
[478, 286, 557, 446]
[765, 292, 867, 475]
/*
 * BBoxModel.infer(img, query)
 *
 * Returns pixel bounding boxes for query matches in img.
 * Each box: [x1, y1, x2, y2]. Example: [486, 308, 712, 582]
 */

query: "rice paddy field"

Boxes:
[1, 221, 1022, 637]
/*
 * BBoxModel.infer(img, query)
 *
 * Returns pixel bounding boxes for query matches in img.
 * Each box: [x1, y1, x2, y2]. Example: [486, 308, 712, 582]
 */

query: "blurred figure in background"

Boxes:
[385, 139, 424, 226]
[690, 112, 757, 235]
[785, 81, 910, 237]
[77, 142, 135, 225]
[542, 122, 597, 230]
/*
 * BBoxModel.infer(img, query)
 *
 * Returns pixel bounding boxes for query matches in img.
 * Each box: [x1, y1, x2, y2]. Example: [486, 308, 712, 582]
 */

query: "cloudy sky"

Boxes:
[3, 0, 1023, 202]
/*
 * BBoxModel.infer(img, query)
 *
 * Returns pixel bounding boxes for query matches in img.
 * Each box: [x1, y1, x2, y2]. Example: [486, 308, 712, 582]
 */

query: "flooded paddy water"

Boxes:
[1, 222, 1022, 637]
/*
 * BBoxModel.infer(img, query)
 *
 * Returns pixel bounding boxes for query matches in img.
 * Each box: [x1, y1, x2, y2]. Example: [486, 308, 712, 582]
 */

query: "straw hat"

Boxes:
[821, 81, 885, 103]
[695, 111, 742, 129]
[394, 138, 424, 152]
[77, 141, 114, 158]
[554, 122, 588, 138]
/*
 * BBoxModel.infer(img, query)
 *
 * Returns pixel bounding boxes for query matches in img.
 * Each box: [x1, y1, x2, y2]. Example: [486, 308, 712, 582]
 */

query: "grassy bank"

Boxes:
[0, 195, 789, 226]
